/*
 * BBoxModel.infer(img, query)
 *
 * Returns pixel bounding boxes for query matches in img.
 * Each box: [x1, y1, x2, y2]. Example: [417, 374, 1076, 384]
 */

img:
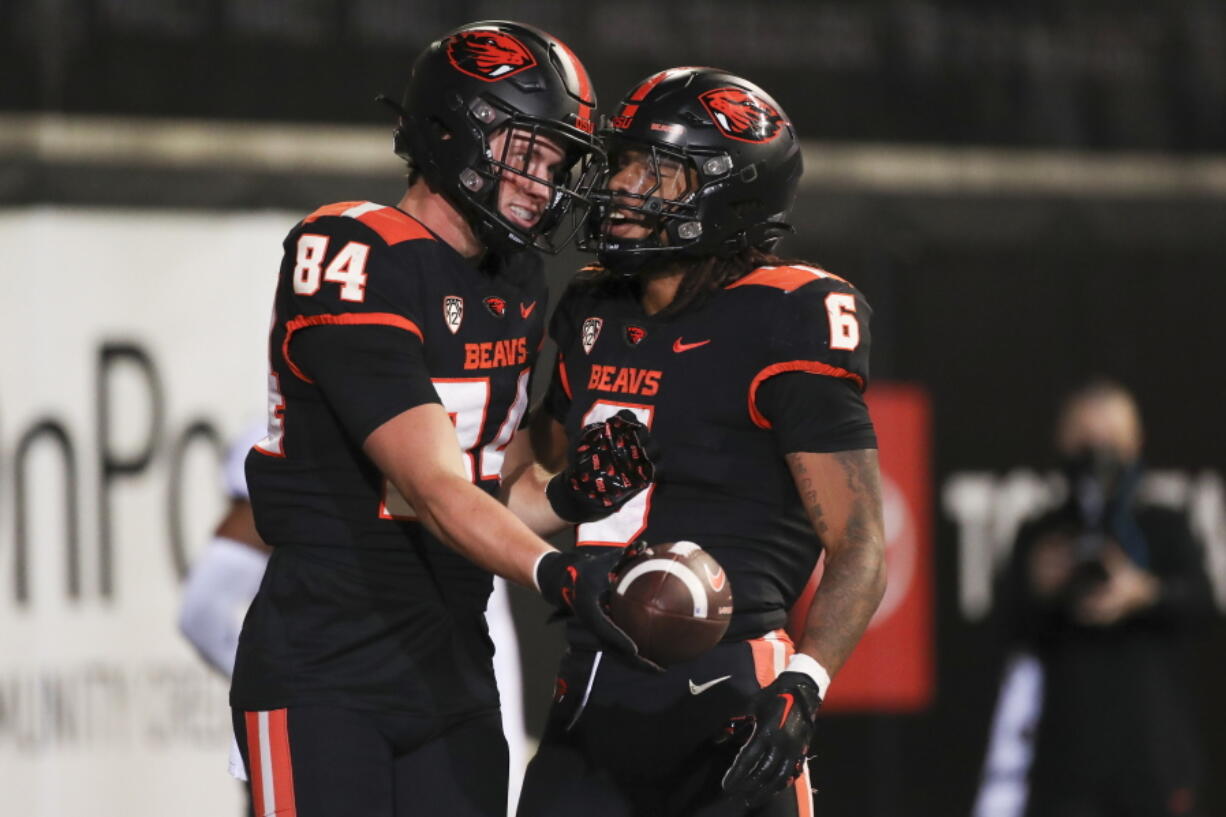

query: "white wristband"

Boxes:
[786, 653, 832, 700]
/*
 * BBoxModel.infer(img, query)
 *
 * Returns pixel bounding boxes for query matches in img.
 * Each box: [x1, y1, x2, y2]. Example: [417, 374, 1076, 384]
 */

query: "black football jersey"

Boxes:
[233, 201, 546, 716]
[547, 264, 872, 642]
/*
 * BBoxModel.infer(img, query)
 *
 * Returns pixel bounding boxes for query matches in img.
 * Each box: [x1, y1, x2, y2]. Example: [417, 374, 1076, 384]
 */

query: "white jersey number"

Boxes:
[575, 400, 655, 547]
[380, 371, 530, 520]
[292, 234, 370, 303]
[825, 292, 860, 351]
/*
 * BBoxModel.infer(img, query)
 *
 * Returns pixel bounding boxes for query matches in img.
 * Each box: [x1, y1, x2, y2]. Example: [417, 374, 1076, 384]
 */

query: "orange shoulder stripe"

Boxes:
[354, 207, 434, 245]
[303, 202, 434, 246]
[727, 265, 850, 293]
[303, 201, 366, 222]
[282, 312, 424, 383]
[747, 360, 866, 429]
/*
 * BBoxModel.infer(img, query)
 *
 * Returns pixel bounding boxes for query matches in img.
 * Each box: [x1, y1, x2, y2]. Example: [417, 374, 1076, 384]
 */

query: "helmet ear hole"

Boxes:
[392, 126, 412, 161]
[429, 118, 454, 142]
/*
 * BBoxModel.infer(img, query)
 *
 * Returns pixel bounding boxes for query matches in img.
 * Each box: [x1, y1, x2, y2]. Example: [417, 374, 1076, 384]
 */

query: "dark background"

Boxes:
[5, 2, 1224, 815]
[7, 0, 1226, 149]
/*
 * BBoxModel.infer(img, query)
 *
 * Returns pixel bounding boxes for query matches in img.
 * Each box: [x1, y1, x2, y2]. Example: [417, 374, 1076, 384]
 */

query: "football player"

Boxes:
[178, 423, 534, 809]
[517, 68, 888, 817]
[230, 22, 653, 817]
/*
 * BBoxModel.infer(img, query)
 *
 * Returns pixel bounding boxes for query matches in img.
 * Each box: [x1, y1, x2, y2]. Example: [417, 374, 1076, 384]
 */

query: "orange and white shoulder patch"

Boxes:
[303, 201, 365, 222]
[303, 201, 434, 246]
[726, 264, 850, 293]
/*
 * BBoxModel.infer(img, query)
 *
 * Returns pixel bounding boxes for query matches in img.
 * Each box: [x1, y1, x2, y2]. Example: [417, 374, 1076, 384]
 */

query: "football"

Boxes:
[608, 541, 734, 666]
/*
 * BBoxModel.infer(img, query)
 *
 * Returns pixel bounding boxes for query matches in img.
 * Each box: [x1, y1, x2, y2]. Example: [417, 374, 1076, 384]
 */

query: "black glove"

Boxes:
[535, 542, 662, 671]
[720, 671, 822, 807]
[547, 410, 656, 524]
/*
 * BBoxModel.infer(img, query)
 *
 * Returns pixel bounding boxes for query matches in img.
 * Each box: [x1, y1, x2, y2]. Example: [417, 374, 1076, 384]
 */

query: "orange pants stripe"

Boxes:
[747, 628, 794, 688]
[244, 709, 297, 817]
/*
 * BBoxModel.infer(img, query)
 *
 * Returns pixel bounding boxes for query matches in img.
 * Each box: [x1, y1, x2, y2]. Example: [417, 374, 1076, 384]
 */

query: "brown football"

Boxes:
[608, 541, 734, 666]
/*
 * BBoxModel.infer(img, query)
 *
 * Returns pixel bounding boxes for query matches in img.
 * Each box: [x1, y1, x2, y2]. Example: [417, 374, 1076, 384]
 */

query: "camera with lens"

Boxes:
[1063, 445, 1133, 594]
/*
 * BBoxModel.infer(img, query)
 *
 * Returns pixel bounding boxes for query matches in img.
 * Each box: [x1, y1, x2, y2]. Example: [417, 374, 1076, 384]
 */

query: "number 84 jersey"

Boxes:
[234, 201, 546, 714]
[546, 264, 871, 641]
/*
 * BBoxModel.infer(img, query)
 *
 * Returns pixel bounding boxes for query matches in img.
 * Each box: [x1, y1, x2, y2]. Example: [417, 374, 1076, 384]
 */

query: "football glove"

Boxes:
[546, 410, 656, 524]
[535, 542, 662, 671]
[720, 670, 822, 807]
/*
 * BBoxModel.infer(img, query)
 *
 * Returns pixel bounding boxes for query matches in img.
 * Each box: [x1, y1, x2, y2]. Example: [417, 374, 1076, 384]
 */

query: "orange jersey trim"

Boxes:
[354, 207, 434, 245]
[304, 202, 434, 246]
[727, 265, 850, 293]
[556, 351, 573, 400]
[303, 201, 364, 222]
[748, 360, 866, 429]
[282, 312, 424, 383]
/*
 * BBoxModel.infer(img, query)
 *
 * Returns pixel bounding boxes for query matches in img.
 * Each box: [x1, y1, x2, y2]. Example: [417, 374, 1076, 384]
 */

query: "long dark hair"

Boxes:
[576, 247, 805, 318]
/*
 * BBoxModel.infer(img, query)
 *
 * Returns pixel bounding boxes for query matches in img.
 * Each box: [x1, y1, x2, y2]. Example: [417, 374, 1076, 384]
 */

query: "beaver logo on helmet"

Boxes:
[446, 29, 538, 82]
[697, 87, 785, 143]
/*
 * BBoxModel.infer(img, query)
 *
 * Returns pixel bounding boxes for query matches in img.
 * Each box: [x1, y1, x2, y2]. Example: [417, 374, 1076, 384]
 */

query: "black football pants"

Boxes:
[517, 629, 813, 817]
[233, 705, 507, 817]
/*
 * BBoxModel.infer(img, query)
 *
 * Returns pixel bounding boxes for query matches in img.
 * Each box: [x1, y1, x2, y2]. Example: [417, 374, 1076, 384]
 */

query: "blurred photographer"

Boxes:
[997, 379, 1213, 817]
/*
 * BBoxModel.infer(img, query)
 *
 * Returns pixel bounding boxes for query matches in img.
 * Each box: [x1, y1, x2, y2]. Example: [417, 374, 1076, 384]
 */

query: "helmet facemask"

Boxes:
[581, 140, 723, 271]
[386, 21, 601, 257]
[446, 97, 601, 255]
[578, 67, 803, 274]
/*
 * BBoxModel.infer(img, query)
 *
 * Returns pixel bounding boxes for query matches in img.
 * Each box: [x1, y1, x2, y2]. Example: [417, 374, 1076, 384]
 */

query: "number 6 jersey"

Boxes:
[546, 264, 876, 644]
[232, 201, 546, 717]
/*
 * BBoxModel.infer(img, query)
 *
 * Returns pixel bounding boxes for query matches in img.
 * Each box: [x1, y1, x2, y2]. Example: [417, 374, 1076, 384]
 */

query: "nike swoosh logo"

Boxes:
[777, 692, 795, 727]
[673, 337, 710, 353]
[704, 563, 727, 592]
[520, 301, 537, 319]
[689, 675, 732, 695]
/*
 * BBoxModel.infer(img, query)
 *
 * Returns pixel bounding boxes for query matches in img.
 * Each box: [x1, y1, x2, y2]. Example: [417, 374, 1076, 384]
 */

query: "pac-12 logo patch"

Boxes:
[624, 325, 647, 346]
[581, 317, 603, 355]
[446, 29, 538, 82]
[443, 295, 464, 334]
[698, 87, 785, 143]
[483, 296, 507, 317]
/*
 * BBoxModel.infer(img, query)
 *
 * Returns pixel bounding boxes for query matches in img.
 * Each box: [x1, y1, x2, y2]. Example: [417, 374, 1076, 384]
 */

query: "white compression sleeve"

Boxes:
[178, 536, 269, 676]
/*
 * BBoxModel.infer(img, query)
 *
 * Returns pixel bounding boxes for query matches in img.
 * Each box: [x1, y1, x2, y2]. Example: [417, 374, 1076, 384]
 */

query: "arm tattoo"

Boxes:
[786, 453, 828, 537]
[834, 449, 882, 548]
[786, 449, 886, 677]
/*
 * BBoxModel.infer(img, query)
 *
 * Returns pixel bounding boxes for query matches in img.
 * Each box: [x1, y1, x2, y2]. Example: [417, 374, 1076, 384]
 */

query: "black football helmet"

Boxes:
[581, 67, 802, 268]
[384, 21, 600, 254]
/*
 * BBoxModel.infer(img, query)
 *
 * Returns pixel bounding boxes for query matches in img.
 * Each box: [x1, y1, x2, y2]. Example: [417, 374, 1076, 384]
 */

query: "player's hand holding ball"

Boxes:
[607, 540, 734, 666]
[535, 541, 663, 671]
[720, 667, 823, 807]
[547, 409, 656, 523]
